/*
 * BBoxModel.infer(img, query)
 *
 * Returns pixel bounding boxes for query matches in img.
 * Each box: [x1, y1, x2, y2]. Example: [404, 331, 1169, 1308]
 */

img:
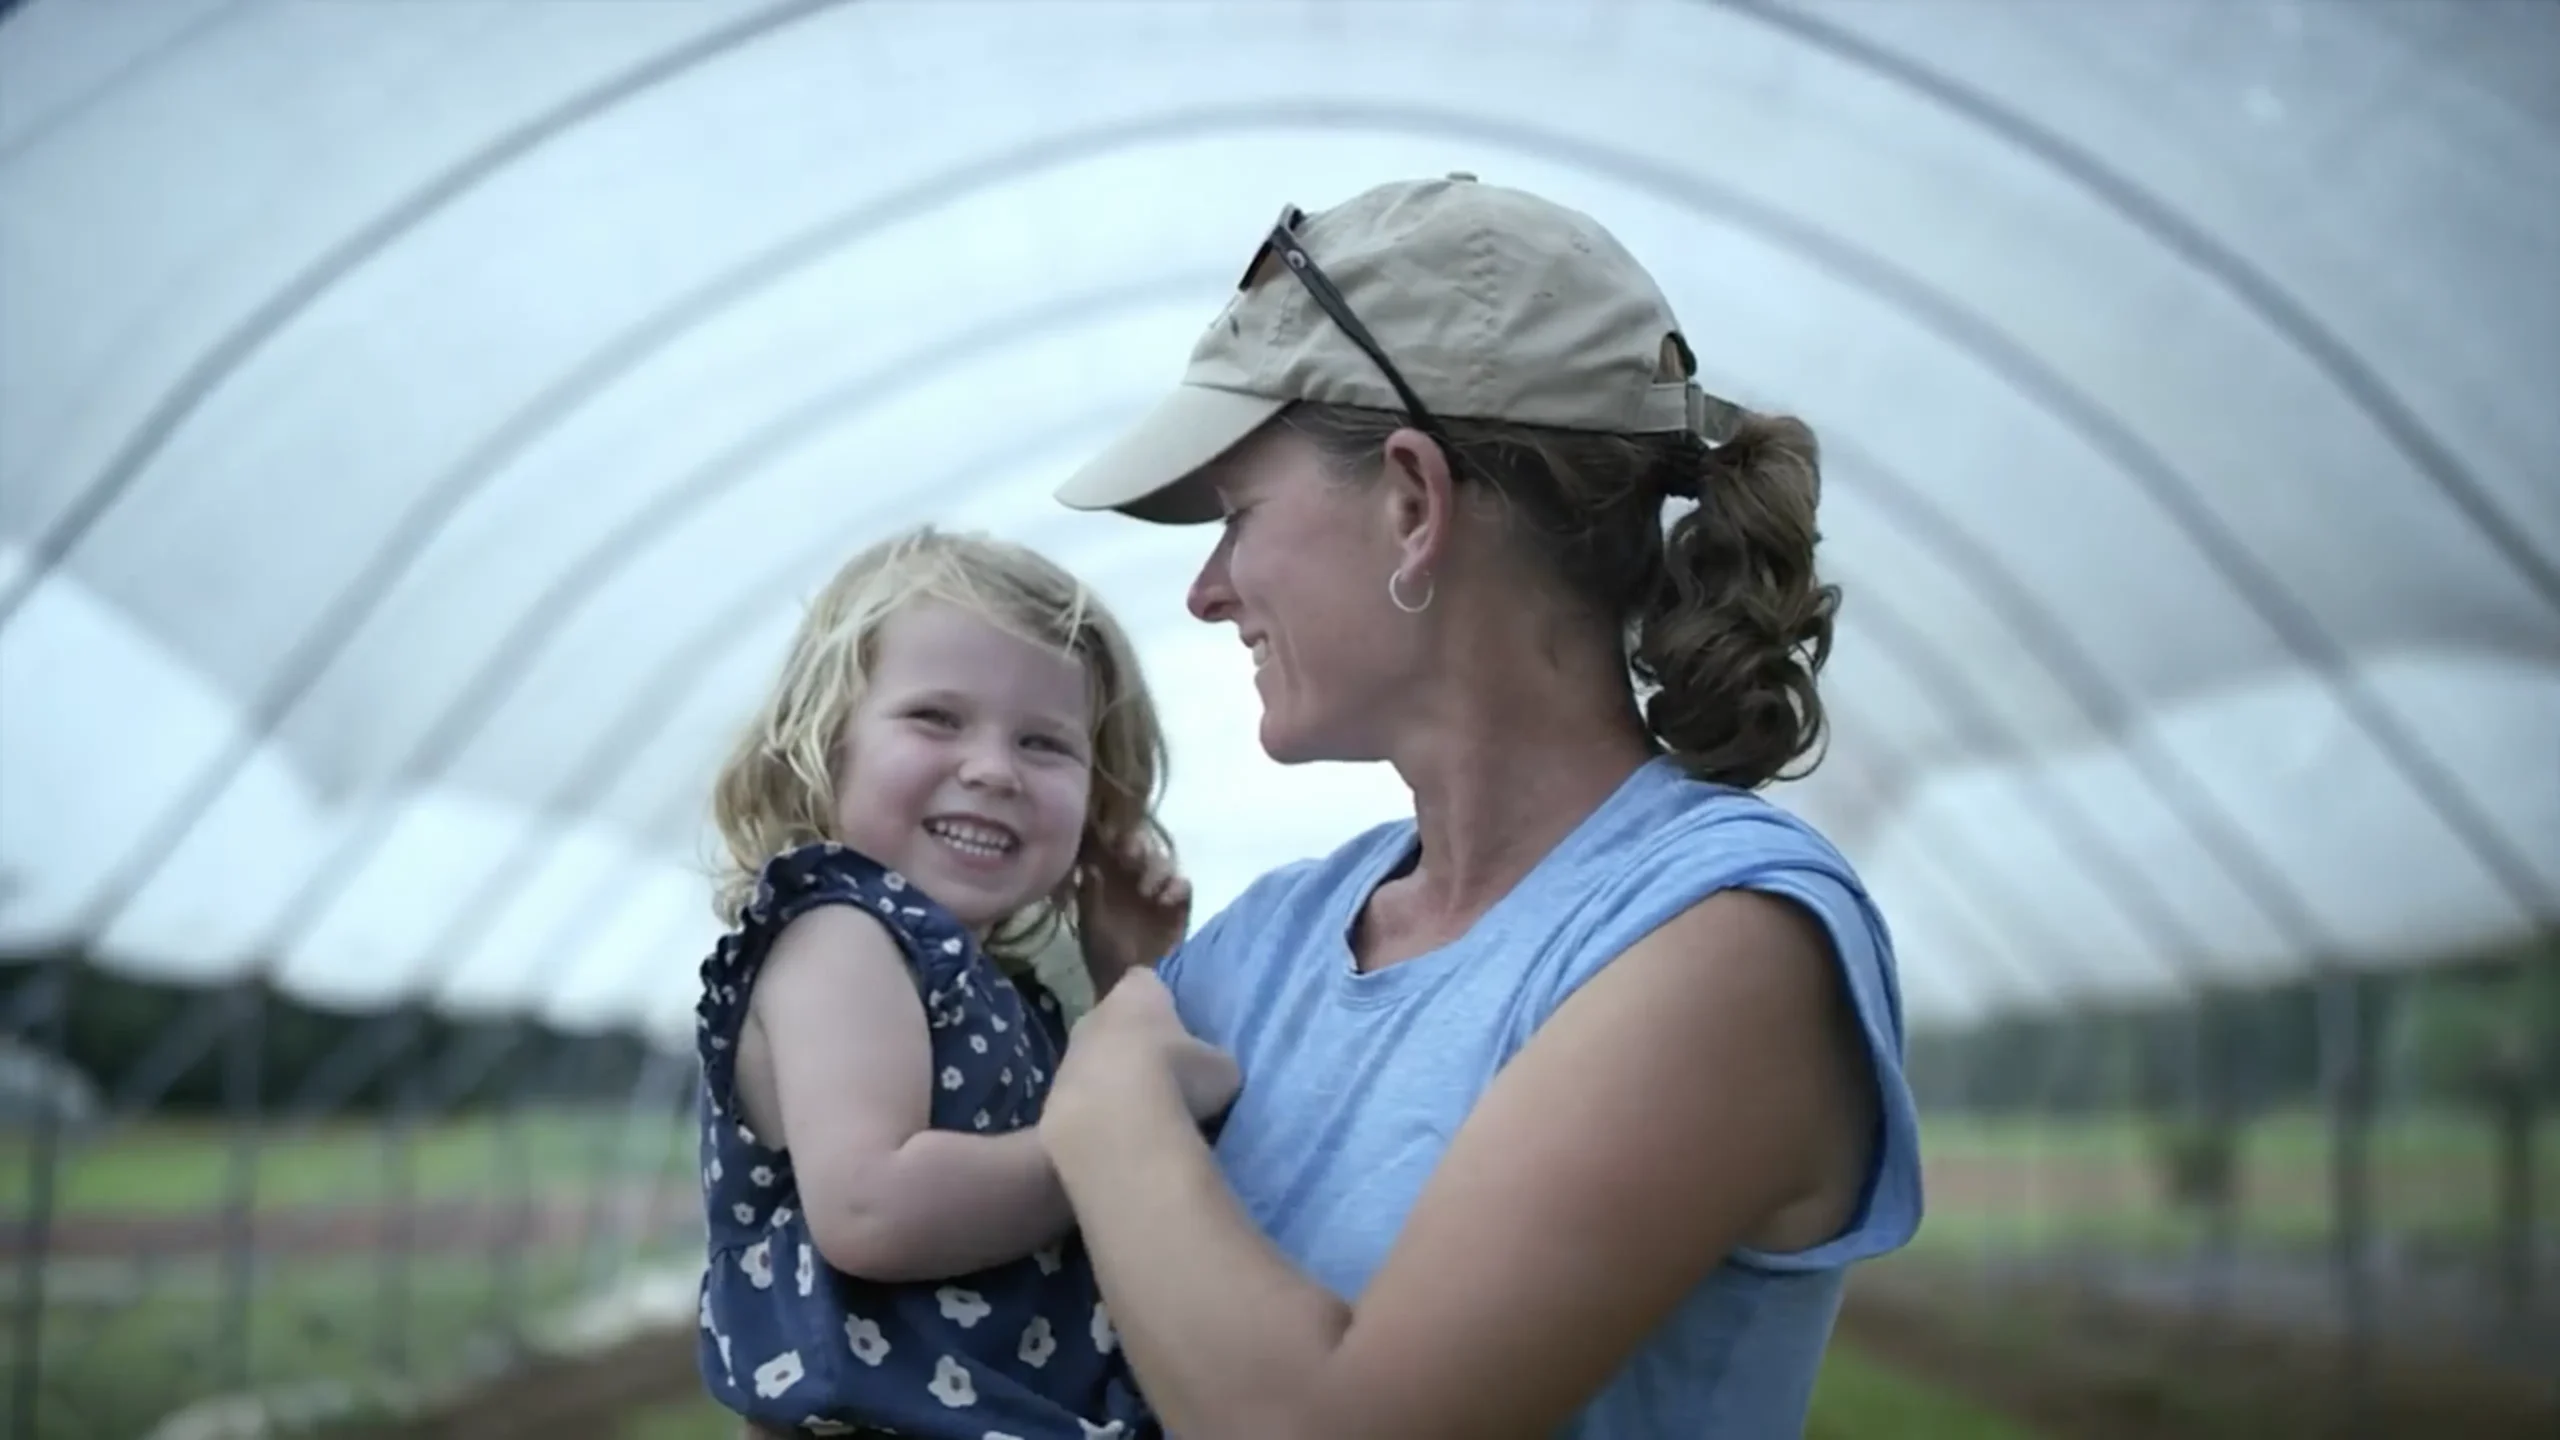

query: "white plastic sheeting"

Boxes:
[2, 0, 2553, 1045]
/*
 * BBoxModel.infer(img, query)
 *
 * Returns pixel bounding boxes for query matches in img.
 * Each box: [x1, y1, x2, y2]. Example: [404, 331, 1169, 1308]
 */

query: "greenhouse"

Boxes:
[3, 2, 2553, 1436]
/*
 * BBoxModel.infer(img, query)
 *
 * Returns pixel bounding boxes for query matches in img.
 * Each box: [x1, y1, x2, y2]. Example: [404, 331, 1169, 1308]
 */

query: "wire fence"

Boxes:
[7, 941, 2553, 1440]
[2, 965, 705, 1440]
[1873, 946, 2560, 1437]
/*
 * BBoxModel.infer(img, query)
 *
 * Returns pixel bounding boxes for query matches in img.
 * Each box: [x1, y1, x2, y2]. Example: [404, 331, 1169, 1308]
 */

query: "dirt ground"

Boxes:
[1834, 1260, 2560, 1440]
[19, 1144, 2548, 1440]
[321, 1259, 2559, 1440]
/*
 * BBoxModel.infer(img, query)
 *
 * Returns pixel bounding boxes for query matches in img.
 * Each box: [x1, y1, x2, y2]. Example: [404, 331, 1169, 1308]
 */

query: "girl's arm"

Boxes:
[749, 905, 1070, 1282]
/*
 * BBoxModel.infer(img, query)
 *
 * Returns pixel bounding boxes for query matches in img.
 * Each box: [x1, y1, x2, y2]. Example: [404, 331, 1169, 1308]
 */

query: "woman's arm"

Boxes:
[1040, 887, 1873, 1440]
[751, 906, 1072, 1282]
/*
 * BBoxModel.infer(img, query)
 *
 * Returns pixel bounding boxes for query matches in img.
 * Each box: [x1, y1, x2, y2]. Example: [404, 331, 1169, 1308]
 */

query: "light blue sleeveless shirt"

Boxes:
[1157, 757, 1923, 1438]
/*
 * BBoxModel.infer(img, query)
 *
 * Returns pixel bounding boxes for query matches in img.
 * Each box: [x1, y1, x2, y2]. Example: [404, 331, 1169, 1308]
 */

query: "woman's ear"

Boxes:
[1378, 426, 1457, 573]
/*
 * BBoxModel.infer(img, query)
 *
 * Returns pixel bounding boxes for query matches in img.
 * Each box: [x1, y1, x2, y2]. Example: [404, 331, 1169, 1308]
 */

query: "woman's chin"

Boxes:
[1258, 707, 1354, 767]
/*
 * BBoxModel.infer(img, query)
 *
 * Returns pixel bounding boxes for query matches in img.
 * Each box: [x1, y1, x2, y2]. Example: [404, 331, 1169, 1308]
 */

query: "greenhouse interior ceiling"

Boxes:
[1, 0, 2553, 1050]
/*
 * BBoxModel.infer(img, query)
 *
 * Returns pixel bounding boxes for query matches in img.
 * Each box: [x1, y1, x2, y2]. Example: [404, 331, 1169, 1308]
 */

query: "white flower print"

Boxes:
[741, 1239, 774, 1289]
[936, 1286, 992, 1327]
[941, 1066, 964, 1091]
[1017, 1315, 1056, 1368]
[928, 1355, 978, 1408]
[739, 1123, 760, 1145]
[803, 1420, 858, 1436]
[1090, 1301, 1118, 1354]
[972, 1110, 990, 1130]
[1079, 1423, 1128, 1439]
[983, 1432, 1027, 1440]
[733, 1202, 758, 1227]
[751, 1349, 804, 1399]
[698, 1287, 716, 1332]
[969, 1034, 988, 1054]
[795, 1242, 815, 1297]
[988, 1012, 1009, 1034]
[709, 1033, 729, 1050]
[845, 1314, 890, 1366]
[1032, 1244, 1062, 1275]
[999, 1068, 1013, 1086]
[750, 1164, 775, 1187]
[884, 871, 906, 891]
[709, 1156, 724, 1183]
[772, 1205, 796, 1229]
[716, 1332, 734, 1383]
[942, 937, 963, 956]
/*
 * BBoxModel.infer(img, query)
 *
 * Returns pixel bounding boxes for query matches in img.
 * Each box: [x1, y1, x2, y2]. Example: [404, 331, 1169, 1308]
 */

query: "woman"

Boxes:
[1042, 174, 1922, 1439]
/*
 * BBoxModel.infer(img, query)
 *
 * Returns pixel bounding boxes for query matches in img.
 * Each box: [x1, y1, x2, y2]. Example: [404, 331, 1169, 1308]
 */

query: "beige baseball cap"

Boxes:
[1053, 172, 1740, 524]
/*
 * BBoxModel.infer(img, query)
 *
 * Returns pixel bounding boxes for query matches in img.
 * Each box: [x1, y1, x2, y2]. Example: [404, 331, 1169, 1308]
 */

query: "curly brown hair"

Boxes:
[1281, 402, 1839, 790]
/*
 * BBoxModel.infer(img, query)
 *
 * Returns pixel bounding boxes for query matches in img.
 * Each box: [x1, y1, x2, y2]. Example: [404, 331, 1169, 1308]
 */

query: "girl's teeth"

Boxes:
[927, 820, 1013, 856]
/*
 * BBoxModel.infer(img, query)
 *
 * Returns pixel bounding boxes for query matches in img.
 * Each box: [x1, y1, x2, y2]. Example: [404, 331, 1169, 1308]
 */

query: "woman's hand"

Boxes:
[1075, 826, 1192, 994]
[1048, 967, 1239, 1133]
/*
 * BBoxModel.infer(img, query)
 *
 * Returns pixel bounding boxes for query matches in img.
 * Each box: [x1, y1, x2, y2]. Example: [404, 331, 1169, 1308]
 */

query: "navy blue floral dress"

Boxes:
[692, 841, 1156, 1438]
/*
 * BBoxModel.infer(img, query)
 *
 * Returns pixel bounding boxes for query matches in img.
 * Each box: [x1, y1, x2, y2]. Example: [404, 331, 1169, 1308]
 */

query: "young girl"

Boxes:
[690, 526, 1231, 1439]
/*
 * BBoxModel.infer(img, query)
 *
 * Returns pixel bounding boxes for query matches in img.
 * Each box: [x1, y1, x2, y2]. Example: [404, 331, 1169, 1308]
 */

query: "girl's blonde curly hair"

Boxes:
[707, 525, 1170, 970]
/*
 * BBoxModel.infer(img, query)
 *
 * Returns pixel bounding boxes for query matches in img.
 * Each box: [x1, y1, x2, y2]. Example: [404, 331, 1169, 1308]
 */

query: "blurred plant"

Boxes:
[2147, 1114, 2242, 1212]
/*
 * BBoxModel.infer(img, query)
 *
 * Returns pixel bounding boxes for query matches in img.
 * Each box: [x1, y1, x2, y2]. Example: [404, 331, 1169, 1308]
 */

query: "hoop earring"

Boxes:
[1387, 567, 1435, 615]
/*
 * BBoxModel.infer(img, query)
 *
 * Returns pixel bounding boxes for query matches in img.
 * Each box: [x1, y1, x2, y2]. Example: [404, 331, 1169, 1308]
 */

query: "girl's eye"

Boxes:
[1021, 733, 1078, 757]
[909, 707, 960, 729]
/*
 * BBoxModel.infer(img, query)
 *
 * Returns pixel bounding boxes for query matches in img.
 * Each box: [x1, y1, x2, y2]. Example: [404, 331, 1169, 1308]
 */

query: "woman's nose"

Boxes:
[1187, 553, 1232, 623]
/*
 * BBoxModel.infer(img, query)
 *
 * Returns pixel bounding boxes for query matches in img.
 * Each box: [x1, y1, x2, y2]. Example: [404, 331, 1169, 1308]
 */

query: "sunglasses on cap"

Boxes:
[1240, 204, 1733, 455]
[1239, 204, 1468, 464]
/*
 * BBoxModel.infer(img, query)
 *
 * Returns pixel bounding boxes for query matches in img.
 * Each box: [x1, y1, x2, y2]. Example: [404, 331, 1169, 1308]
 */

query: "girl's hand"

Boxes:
[1075, 826, 1191, 993]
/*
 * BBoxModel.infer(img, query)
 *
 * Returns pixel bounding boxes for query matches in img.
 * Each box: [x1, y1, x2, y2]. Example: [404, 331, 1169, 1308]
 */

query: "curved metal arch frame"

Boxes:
[1836, 543, 2242, 1000]
[53, 101, 2542, 986]
[106, 340, 2372, 1082]
[1814, 691, 2072, 1023]
[0, 0, 847, 631]
[107, 397, 1156, 1116]
[7, 13, 2526, 1423]
[262, 406, 1142, 1110]
[1711, 0, 2560, 615]
[0, 0, 254, 165]
[294, 399, 1140, 1024]
[12, 1, 2544, 634]
[1801, 430, 2335, 956]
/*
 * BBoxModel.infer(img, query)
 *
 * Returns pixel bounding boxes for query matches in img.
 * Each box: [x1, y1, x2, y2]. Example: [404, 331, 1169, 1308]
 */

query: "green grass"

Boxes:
[1907, 1105, 2558, 1258]
[608, 1342, 2050, 1439]
[1918, 1107, 2559, 1168]
[1, 1107, 695, 1219]
[2, 1108, 704, 1440]
[1807, 1344, 2048, 1439]
[593, 1332, 2037, 1434]
[618, 1392, 732, 1440]
[11, 1104, 2542, 1437]
[17, 1250, 599, 1440]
